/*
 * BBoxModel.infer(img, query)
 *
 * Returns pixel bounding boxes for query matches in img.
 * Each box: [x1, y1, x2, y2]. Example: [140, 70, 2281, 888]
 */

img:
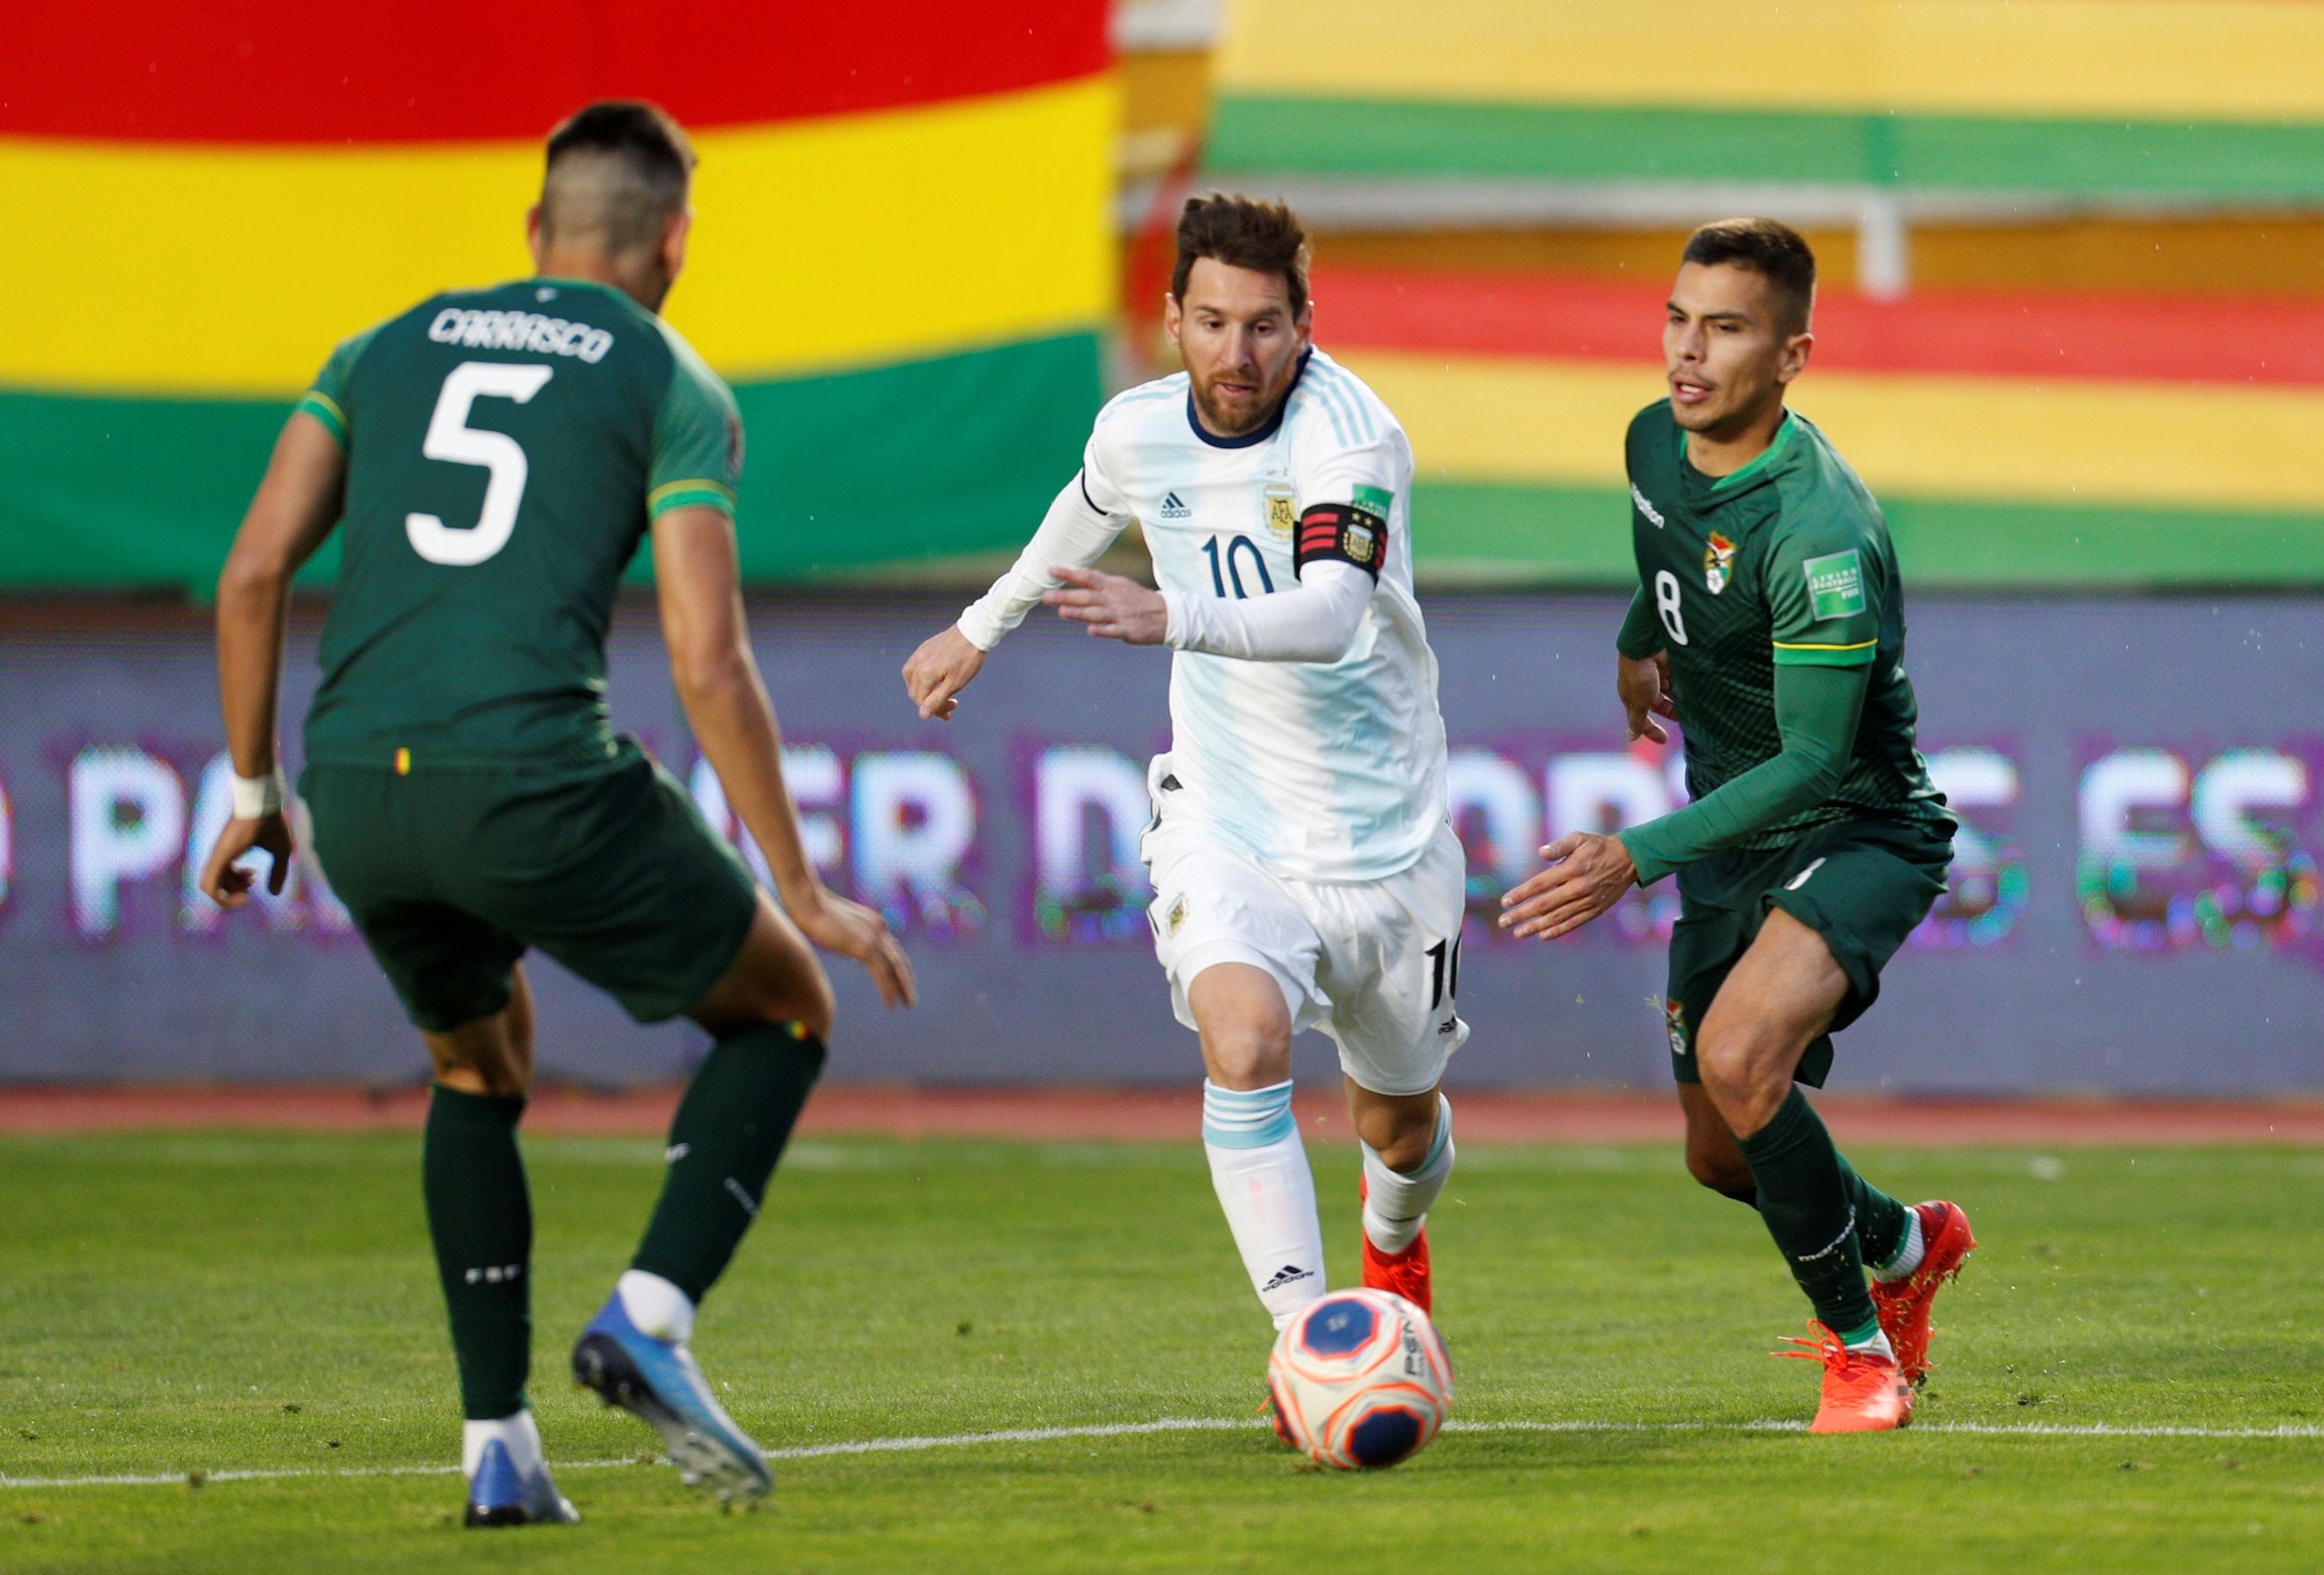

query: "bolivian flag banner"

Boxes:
[0, 3, 1116, 591]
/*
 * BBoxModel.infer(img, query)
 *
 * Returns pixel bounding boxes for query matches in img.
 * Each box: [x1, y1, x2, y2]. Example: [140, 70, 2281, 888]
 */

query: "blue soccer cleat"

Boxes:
[462, 1438, 581, 1528]
[571, 1291, 771, 1503]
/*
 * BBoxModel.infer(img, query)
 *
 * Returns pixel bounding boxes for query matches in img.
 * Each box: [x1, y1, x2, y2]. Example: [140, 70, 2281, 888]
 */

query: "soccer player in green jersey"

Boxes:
[195, 102, 916, 1518]
[1499, 220, 1975, 1433]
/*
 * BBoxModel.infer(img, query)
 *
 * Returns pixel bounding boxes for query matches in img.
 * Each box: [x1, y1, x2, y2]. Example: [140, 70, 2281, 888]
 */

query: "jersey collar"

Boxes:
[1680, 407, 1797, 495]
[1185, 348, 1312, 449]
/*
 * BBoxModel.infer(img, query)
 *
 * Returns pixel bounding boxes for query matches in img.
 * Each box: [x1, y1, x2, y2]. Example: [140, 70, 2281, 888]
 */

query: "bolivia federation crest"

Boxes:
[1703, 531, 1737, 594]
[1664, 998, 1689, 1058]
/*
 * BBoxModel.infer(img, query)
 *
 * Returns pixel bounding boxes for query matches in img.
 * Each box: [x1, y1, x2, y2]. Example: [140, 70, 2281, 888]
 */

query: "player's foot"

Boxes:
[1871, 1199, 1977, 1387]
[571, 1291, 772, 1503]
[1357, 1177, 1432, 1314]
[1776, 1320, 1913, 1434]
[462, 1438, 581, 1528]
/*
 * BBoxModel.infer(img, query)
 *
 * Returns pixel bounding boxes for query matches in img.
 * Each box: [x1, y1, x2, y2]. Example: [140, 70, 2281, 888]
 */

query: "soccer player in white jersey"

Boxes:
[905, 195, 1463, 1332]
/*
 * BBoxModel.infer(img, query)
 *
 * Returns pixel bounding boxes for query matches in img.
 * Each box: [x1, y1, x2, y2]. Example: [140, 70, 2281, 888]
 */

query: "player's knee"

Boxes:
[1695, 1020, 1782, 1114]
[761, 969, 836, 1042]
[425, 1035, 529, 1098]
[1201, 1021, 1292, 1089]
[698, 963, 835, 1042]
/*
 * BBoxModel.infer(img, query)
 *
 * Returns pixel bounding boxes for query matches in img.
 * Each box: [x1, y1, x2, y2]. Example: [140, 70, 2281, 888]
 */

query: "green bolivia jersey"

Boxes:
[1616, 400, 1947, 849]
[296, 278, 742, 775]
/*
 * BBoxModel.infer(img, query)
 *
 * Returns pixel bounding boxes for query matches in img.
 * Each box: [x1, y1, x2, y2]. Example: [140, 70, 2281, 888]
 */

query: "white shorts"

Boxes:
[1140, 798, 1470, 1099]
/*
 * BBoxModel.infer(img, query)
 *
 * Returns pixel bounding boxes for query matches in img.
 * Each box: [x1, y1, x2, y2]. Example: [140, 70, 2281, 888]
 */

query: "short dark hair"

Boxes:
[1172, 193, 1311, 318]
[1681, 217, 1816, 334]
[539, 101, 695, 252]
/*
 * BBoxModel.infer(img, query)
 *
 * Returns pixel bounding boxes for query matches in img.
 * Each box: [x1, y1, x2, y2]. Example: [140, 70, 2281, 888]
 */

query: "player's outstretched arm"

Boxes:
[654, 505, 916, 1008]
[1499, 661, 1870, 939]
[904, 472, 1130, 720]
[199, 411, 347, 910]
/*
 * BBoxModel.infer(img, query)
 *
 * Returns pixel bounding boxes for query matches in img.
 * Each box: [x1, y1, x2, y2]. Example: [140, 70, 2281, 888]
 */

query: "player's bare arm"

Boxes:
[654, 505, 916, 1007]
[199, 411, 348, 910]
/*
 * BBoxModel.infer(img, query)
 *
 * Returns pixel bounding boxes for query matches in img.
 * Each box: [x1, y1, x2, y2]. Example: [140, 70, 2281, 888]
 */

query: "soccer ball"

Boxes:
[1265, 1289, 1452, 1469]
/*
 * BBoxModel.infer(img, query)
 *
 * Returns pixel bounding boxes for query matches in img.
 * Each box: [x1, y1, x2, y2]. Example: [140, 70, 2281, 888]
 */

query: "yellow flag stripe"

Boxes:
[1219, 0, 2324, 123]
[1337, 350, 2324, 511]
[0, 76, 1116, 397]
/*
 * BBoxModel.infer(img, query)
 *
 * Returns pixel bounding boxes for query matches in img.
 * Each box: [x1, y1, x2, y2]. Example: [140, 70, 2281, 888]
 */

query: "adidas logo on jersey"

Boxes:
[1261, 1263, 1315, 1292]
[1158, 490, 1193, 519]
[1631, 483, 1666, 528]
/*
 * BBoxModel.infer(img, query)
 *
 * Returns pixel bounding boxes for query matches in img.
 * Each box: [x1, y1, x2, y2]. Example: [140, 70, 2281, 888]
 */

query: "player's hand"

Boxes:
[792, 886, 919, 1008]
[1497, 832, 1638, 940]
[1044, 566, 1168, 645]
[198, 812, 297, 911]
[1618, 651, 1674, 744]
[904, 625, 987, 721]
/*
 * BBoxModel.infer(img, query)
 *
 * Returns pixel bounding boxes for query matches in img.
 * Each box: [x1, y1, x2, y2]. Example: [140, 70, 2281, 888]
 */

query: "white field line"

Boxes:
[4, 1414, 2318, 1492]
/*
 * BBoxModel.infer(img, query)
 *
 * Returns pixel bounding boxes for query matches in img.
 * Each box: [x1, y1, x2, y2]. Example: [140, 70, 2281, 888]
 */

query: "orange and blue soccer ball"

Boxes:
[1266, 1289, 1453, 1469]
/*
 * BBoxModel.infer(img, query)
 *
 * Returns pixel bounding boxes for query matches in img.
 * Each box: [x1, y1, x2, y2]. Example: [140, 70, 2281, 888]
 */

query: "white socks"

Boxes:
[1847, 1325, 1898, 1361]
[1870, 1206, 1926, 1284]
[616, 1269, 696, 1343]
[1360, 1095, 1454, 1255]
[1201, 1080, 1326, 1329]
[462, 1408, 546, 1480]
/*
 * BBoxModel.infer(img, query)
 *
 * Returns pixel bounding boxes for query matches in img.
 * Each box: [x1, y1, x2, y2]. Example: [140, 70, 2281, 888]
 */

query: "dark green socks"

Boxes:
[631, 1023, 827, 1304]
[1735, 1088, 1880, 1341]
[423, 1086, 532, 1420]
[1842, 1157, 1912, 1274]
[1708, 1136, 1912, 1275]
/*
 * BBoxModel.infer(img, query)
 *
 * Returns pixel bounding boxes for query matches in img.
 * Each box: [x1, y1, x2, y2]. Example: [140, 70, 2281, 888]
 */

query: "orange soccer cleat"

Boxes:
[1777, 1320, 1914, 1434]
[1871, 1200, 1978, 1387]
[1357, 1177, 1432, 1315]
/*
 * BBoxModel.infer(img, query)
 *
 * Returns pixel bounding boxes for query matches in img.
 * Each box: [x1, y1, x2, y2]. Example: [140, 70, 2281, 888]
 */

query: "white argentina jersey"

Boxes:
[1086, 349, 1449, 882]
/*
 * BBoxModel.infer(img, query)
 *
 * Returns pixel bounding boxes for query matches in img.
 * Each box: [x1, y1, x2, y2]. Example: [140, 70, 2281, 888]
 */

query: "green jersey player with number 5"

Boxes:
[194, 101, 914, 1522]
[1499, 220, 1975, 1434]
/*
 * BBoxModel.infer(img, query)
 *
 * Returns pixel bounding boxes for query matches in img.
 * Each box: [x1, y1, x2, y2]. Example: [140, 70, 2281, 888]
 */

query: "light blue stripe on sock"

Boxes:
[1422, 1095, 1453, 1171]
[1201, 1079, 1296, 1150]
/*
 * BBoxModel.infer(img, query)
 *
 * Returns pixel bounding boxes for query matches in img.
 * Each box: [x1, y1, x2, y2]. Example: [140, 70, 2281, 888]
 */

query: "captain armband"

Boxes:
[1292, 503, 1389, 582]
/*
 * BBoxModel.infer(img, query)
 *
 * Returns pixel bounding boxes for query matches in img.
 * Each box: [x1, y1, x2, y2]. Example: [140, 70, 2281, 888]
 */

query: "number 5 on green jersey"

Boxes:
[406, 362, 554, 566]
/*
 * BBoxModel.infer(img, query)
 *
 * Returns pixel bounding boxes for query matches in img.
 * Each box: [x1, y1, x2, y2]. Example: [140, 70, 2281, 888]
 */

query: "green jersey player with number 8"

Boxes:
[194, 101, 915, 1524]
[1499, 220, 1974, 1435]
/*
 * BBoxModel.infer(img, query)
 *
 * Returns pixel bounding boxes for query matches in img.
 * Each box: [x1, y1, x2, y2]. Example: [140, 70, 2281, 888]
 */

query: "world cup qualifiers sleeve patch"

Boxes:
[1803, 549, 1866, 620]
[1294, 503, 1388, 581]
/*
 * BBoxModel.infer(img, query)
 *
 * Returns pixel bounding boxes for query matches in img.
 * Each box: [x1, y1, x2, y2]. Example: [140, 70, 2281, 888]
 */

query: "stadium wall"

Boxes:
[1, 595, 2317, 1094]
[0, 3, 1115, 594]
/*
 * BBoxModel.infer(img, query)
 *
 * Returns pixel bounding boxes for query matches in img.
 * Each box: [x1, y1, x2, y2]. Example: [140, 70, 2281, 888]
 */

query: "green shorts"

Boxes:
[1663, 815, 1952, 1089]
[303, 749, 760, 1034]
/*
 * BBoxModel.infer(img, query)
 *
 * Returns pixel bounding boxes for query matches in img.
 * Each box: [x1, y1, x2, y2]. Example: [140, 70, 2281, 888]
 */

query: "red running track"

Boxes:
[4, 1086, 2322, 1146]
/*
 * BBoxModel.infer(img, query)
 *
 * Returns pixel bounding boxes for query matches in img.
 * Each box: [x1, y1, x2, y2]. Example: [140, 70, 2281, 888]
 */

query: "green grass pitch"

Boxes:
[2, 1130, 2320, 1571]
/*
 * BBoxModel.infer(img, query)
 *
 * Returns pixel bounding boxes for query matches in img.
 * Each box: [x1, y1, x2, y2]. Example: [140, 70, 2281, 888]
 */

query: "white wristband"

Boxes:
[230, 769, 286, 820]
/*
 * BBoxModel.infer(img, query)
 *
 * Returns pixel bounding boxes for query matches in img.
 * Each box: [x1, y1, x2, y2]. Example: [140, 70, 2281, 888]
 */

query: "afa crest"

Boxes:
[1342, 524, 1379, 565]
[1703, 531, 1737, 594]
[1264, 483, 1297, 539]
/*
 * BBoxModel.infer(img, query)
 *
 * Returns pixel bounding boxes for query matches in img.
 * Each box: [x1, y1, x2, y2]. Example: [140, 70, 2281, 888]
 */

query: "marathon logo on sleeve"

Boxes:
[1295, 502, 1388, 580]
[428, 308, 615, 362]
